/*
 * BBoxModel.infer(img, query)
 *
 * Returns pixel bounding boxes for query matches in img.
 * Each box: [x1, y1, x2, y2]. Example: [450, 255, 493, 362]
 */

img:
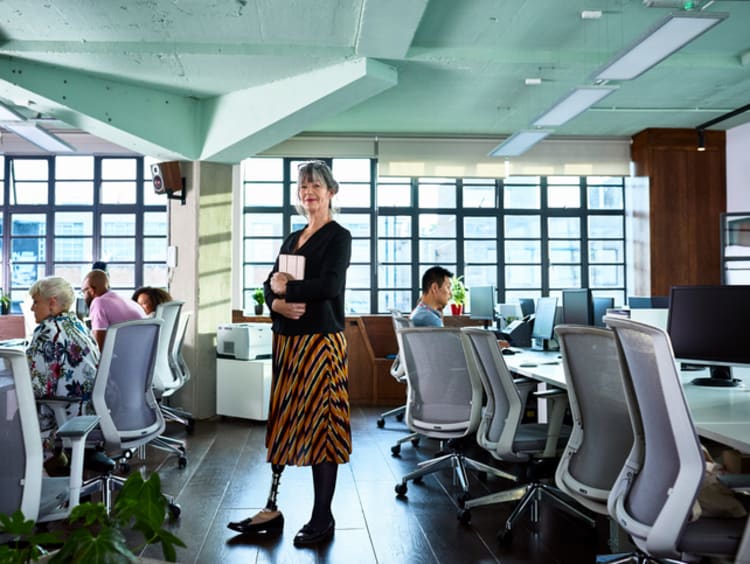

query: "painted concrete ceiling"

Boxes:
[0, 0, 748, 161]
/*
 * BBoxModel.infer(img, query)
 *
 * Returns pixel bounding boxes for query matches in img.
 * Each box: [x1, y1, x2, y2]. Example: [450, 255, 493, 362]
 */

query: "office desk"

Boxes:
[503, 349, 750, 454]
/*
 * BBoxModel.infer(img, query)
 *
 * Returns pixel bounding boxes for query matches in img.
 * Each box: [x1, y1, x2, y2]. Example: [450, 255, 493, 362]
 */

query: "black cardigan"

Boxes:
[263, 221, 352, 336]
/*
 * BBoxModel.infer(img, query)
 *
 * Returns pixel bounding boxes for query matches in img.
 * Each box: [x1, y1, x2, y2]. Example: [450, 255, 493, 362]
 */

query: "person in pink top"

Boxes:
[81, 269, 145, 351]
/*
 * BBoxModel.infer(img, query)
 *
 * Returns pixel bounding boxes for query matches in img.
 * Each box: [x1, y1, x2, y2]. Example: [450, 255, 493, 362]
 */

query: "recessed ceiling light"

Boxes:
[581, 10, 603, 19]
[525, 78, 542, 86]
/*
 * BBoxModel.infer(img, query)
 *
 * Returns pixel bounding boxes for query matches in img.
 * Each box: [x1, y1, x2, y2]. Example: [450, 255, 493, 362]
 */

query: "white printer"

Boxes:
[216, 323, 272, 360]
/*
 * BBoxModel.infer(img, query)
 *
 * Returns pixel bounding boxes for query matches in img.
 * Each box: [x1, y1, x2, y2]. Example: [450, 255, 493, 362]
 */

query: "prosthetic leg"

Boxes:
[227, 464, 285, 534]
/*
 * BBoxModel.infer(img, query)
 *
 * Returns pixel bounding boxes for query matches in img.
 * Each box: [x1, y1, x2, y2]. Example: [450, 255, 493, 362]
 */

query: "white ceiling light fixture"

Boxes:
[532, 86, 618, 128]
[581, 10, 603, 19]
[4, 123, 75, 152]
[593, 12, 727, 81]
[488, 130, 552, 157]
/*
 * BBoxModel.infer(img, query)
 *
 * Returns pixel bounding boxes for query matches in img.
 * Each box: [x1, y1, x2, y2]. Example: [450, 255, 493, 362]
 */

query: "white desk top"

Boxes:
[503, 348, 750, 454]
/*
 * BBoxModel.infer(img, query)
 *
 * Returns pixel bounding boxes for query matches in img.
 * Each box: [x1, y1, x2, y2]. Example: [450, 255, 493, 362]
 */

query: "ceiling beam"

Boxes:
[355, 0, 428, 59]
[198, 58, 397, 163]
[0, 55, 200, 160]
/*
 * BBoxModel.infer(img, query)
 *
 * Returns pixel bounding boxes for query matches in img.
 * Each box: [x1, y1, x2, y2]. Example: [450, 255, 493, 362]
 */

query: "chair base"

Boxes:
[377, 404, 406, 428]
[395, 451, 516, 503]
[459, 479, 596, 541]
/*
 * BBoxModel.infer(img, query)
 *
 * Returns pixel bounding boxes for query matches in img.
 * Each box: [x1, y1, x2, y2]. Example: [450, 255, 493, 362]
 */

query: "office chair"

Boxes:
[458, 327, 591, 544]
[83, 318, 179, 516]
[151, 301, 188, 468]
[0, 348, 100, 529]
[376, 310, 409, 429]
[606, 316, 750, 563]
[393, 327, 509, 504]
[554, 324, 636, 561]
[161, 309, 195, 434]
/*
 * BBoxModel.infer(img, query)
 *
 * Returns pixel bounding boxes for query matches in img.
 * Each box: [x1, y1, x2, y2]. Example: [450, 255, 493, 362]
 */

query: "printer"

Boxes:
[216, 323, 272, 360]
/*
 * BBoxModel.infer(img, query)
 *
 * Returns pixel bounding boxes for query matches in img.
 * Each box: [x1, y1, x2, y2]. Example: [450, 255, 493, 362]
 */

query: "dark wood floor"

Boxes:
[134, 407, 614, 564]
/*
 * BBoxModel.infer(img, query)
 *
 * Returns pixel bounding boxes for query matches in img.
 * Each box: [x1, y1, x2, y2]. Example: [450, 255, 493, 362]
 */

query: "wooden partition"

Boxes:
[0, 315, 25, 340]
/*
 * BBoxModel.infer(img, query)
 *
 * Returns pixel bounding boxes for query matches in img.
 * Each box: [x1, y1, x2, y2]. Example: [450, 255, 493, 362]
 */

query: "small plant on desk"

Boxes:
[253, 288, 265, 315]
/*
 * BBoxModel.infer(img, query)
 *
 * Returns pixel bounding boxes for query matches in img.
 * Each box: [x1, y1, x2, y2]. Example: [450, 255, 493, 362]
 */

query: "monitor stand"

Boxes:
[691, 365, 741, 388]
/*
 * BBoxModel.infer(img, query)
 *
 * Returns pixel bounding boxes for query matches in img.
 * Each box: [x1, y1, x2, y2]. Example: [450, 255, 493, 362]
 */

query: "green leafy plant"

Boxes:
[0, 472, 185, 564]
[0, 292, 10, 315]
[450, 275, 467, 306]
[252, 288, 265, 306]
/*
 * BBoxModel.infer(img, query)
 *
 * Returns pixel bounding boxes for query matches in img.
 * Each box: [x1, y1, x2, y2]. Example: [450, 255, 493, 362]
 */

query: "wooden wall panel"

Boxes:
[631, 128, 726, 295]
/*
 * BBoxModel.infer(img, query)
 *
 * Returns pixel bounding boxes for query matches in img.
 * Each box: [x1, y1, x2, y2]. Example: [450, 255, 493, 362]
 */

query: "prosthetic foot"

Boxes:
[227, 464, 285, 534]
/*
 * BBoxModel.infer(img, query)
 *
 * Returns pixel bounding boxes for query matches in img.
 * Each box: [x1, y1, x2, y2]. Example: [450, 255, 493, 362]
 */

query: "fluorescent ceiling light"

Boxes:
[593, 12, 727, 81]
[4, 123, 75, 152]
[532, 86, 617, 128]
[488, 130, 552, 157]
[0, 101, 25, 121]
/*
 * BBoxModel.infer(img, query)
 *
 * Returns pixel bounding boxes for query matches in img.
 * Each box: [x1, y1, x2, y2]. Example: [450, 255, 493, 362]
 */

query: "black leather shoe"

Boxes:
[293, 519, 335, 547]
[227, 512, 284, 535]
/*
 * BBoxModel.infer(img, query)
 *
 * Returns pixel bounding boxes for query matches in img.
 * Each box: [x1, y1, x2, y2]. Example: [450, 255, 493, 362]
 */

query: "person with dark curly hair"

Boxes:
[132, 286, 173, 317]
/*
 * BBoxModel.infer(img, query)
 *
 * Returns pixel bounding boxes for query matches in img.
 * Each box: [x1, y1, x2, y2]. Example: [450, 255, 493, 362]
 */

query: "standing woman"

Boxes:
[228, 161, 352, 547]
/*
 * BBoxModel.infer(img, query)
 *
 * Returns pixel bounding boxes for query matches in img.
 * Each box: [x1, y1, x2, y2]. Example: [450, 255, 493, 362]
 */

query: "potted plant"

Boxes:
[0, 472, 185, 563]
[450, 275, 467, 315]
[252, 288, 265, 315]
[0, 292, 10, 315]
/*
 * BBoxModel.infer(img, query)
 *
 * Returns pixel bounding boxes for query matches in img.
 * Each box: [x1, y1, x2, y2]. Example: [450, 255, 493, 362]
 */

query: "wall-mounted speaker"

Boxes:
[151, 161, 182, 194]
[151, 161, 186, 204]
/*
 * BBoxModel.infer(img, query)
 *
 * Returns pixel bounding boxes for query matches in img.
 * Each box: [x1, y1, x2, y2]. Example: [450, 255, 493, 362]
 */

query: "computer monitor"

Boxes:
[519, 298, 535, 318]
[562, 288, 593, 325]
[592, 297, 614, 328]
[531, 296, 558, 349]
[628, 296, 669, 309]
[667, 285, 750, 387]
[75, 296, 89, 321]
[469, 285, 496, 328]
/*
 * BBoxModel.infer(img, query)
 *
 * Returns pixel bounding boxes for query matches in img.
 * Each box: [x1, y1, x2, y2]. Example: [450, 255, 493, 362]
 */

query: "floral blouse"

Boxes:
[26, 311, 100, 414]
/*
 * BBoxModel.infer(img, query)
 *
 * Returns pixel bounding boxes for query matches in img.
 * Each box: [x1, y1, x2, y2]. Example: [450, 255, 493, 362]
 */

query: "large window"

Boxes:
[242, 157, 626, 314]
[1, 155, 167, 311]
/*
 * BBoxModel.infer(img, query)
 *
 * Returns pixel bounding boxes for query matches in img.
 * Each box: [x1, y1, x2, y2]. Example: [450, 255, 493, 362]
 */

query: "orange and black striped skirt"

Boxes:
[265, 331, 351, 466]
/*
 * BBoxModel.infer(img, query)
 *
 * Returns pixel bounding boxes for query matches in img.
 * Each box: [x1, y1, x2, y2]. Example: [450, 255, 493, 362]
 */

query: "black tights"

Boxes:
[310, 461, 338, 529]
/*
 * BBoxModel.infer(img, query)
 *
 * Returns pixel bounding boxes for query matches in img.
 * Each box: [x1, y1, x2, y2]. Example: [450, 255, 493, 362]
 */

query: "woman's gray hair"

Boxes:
[29, 276, 75, 311]
[295, 160, 340, 218]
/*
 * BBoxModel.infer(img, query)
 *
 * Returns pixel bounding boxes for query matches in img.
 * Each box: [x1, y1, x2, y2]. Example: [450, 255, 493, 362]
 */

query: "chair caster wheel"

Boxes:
[457, 508, 471, 524]
[457, 493, 469, 507]
[376, 418, 385, 428]
[411, 437, 420, 447]
[498, 529, 513, 546]
[178, 456, 187, 469]
[396, 413, 404, 422]
[168, 502, 182, 519]
[395, 482, 407, 496]
[391, 444, 401, 456]
[186, 418, 195, 434]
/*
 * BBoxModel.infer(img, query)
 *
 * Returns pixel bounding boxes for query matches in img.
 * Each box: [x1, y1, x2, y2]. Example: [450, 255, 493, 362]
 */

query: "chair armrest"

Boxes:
[533, 389, 569, 457]
[57, 415, 100, 439]
[36, 397, 81, 427]
[55, 415, 101, 511]
[513, 376, 534, 386]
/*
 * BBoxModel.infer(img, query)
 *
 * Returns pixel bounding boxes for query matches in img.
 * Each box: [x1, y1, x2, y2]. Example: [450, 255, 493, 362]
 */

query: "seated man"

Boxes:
[81, 269, 145, 351]
[410, 266, 453, 327]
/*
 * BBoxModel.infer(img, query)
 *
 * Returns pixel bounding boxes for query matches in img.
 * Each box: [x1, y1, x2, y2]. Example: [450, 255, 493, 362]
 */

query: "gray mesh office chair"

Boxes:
[607, 316, 750, 562]
[387, 313, 423, 455]
[161, 309, 195, 434]
[555, 324, 636, 562]
[151, 301, 188, 468]
[0, 347, 99, 529]
[393, 327, 502, 503]
[458, 327, 590, 544]
[84, 318, 179, 515]
[377, 310, 409, 429]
